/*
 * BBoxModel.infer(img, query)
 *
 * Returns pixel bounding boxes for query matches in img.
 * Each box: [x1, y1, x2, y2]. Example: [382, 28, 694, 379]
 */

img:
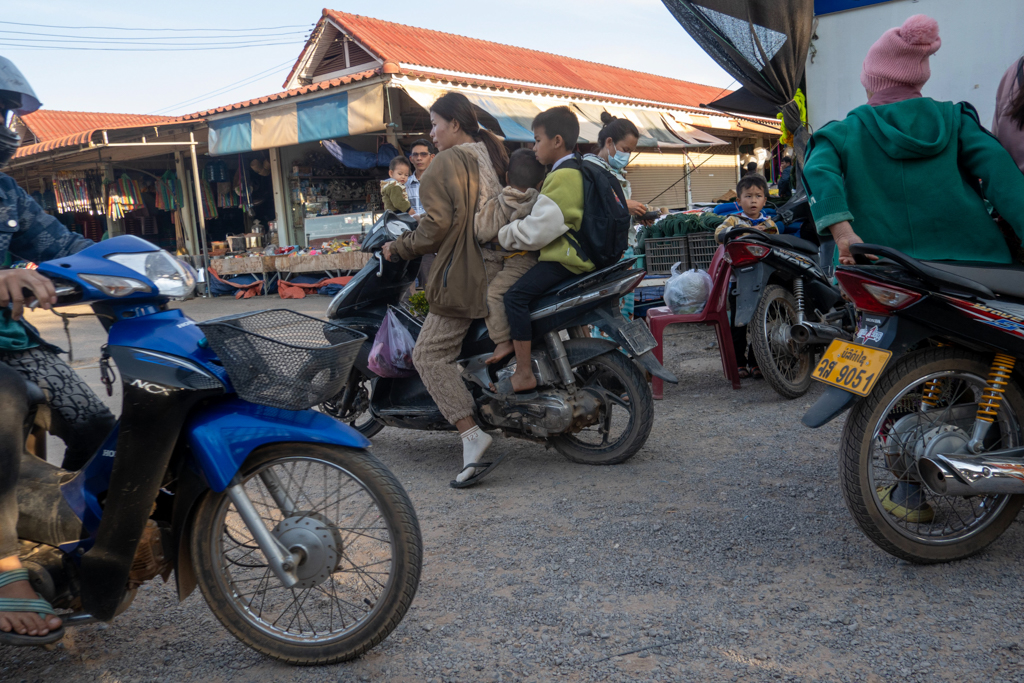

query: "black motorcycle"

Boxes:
[718, 225, 853, 398]
[804, 243, 1024, 563]
[321, 212, 678, 467]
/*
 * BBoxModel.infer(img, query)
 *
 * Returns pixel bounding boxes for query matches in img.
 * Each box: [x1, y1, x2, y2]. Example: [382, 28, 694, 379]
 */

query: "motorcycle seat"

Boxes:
[922, 261, 1024, 299]
[541, 258, 640, 298]
[764, 233, 819, 255]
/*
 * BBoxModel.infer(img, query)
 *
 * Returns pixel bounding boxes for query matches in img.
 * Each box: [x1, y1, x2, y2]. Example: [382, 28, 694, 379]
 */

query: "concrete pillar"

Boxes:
[268, 146, 291, 246]
[100, 163, 124, 237]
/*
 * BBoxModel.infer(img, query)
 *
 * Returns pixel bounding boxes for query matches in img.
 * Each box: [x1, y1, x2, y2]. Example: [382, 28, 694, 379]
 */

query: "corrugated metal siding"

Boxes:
[688, 143, 738, 203]
[627, 166, 690, 210]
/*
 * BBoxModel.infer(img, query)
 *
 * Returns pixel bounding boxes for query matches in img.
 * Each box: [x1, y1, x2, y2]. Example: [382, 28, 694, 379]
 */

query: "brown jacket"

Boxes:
[393, 145, 489, 318]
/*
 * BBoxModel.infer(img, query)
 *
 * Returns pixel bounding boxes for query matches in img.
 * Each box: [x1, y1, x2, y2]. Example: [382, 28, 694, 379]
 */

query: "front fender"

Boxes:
[186, 398, 371, 492]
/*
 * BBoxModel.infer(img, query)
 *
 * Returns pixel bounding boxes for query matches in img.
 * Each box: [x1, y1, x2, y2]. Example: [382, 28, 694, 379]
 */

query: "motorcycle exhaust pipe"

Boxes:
[790, 321, 851, 345]
[919, 451, 1024, 496]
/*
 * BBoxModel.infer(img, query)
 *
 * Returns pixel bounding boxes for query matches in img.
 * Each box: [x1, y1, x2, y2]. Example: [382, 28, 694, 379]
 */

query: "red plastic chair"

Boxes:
[646, 246, 740, 398]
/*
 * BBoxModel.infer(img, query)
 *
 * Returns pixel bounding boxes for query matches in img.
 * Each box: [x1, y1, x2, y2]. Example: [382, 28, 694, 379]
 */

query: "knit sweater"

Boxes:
[498, 165, 593, 274]
[476, 186, 540, 244]
[804, 98, 1024, 264]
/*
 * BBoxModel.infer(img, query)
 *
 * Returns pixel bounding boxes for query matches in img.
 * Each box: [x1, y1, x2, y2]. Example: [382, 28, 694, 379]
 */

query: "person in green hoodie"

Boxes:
[804, 14, 1024, 269]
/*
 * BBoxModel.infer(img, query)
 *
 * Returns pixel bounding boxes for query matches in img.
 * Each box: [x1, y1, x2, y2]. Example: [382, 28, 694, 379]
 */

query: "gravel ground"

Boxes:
[3, 299, 1024, 683]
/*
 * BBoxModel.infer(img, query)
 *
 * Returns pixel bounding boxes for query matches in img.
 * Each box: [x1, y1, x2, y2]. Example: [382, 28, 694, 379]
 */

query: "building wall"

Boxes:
[626, 143, 742, 208]
[806, 0, 1024, 131]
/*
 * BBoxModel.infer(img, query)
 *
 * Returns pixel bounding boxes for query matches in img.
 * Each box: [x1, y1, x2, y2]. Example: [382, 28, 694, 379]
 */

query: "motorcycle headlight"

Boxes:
[106, 250, 196, 299]
[80, 274, 151, 297]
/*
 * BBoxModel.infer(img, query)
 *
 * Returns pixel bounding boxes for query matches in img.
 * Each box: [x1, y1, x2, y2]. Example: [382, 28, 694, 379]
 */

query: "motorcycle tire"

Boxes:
[750, 284, 813, 399]
[191, 443, 422, 665]
[552, 350, 653, 465]
[839, 347, 1024, 564]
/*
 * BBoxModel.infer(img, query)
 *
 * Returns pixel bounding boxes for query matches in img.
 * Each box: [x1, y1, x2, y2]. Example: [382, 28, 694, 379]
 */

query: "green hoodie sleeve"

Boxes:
[804, 125, 855, 234]
[958, 105, 1024, 241]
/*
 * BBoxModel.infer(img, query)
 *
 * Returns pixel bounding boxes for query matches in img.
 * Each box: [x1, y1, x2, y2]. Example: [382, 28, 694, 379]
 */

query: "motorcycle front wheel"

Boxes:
[191, 444, 422, 665]
[552, 350, 653, 465]
[750, 284, 813, 399]
[839, 347, 1024, 563]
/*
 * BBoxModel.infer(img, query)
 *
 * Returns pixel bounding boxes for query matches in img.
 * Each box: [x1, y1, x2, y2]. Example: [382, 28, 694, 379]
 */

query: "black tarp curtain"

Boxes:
[661, 0, 815, 219]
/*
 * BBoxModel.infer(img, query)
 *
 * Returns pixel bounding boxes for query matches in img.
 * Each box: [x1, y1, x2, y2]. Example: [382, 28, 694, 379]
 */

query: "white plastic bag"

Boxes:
[664, 264, 712, 315]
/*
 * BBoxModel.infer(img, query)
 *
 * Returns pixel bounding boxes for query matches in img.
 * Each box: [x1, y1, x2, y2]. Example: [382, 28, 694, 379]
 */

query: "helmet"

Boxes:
[0, 56, 41, 167]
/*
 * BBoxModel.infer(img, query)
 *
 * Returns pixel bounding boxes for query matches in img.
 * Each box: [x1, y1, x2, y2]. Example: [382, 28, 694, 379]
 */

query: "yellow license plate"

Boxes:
[812, 340, 892, 397]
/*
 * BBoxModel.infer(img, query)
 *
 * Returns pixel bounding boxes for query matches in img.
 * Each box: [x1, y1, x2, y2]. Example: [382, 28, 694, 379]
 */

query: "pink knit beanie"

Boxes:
[860, 14, 941, 92]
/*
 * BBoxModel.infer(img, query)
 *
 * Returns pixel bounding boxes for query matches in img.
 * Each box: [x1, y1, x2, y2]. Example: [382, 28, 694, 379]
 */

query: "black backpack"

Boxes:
[560, 155, 631, 269]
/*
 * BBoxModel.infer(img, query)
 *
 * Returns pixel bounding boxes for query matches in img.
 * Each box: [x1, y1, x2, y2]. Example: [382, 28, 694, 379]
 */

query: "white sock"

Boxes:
[456, 426, 493, 483]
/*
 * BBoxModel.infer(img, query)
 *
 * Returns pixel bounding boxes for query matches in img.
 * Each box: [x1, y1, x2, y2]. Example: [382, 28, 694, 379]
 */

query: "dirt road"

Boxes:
[2, 300, 1022, 683]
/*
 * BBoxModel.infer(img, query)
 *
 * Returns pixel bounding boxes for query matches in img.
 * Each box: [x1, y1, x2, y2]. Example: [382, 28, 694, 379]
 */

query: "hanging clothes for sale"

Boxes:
[52, 170, 103, 215]
[154, 170, 183, 211]
[199, 178, 218, 220]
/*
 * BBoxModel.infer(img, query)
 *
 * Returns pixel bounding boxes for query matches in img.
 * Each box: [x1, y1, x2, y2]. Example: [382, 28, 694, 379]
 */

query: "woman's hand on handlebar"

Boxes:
[0, 269, 56, 320]
[381, 241, 400, 263]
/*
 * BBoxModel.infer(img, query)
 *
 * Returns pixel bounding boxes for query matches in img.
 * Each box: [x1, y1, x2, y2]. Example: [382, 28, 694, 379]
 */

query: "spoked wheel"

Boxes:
[839, 347, 1024, 563]
[320, 371, 384, 438]
[191, 444, 422, 664]
[552, 351, 653, 465]
[750, 284, 813, 399]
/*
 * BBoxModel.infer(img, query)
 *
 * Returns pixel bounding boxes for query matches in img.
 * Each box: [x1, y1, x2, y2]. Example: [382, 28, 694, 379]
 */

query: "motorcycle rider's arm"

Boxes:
[0, 174, 92, 264]
[391, 153, 459, 261]
[802, 130, 854, 238]
[958, 104, 1024, 241]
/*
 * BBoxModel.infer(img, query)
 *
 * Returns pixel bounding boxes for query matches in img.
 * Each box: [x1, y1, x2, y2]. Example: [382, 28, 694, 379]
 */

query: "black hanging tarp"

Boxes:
[704, 86, 779, 119]
[661, 0, 815, 220]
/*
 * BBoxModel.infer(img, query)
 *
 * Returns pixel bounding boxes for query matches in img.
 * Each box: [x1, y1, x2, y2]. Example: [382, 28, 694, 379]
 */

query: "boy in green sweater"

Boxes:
[493, 106, 593, 396]
[380, 156, 412, 213]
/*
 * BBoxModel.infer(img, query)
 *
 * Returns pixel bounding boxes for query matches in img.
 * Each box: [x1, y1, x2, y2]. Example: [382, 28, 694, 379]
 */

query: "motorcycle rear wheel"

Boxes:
[191, 444, 422, 664]
[750, 284, 813, 399]
[552, 351, 653, 465]
[839, 347, 1024, 563]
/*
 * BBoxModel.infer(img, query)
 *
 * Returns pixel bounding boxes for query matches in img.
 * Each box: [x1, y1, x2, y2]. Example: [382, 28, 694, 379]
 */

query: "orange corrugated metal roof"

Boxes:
[19, 110, 173, 143]
[307, 10, 729, 110]
[176, 69, 381, 120]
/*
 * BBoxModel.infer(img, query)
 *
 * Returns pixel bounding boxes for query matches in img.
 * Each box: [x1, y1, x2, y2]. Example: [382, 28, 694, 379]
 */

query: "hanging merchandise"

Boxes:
[203, 159, 230, 183]
[154, 170, 183, 211]
[52, 170, 103, 215]
[199, 177, 218, 220]
[106, 173, 145, 221]
[235, 154, 253, 214]
[216, 181, 238, 209]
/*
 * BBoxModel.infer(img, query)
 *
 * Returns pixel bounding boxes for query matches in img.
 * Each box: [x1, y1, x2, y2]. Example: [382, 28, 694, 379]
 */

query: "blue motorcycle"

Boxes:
[13, 236, 421, 665]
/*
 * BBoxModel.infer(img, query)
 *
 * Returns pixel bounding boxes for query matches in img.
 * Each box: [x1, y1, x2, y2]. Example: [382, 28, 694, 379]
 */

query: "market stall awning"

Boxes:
[207, 84, 384, 156]
[572, 103, 724, 149]
[661, 112, 730, 145]
[399, 82, 541, 142]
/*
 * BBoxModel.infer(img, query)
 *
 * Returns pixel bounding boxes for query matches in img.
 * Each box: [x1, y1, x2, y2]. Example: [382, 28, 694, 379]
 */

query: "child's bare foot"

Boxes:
[509, 368, 538, 393]
[485, 341, 514, 365]
[0, 573, 61, 637]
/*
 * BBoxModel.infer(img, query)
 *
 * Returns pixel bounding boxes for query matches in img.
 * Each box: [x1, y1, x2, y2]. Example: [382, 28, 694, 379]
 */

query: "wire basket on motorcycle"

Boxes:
[198, 309, 365, 411]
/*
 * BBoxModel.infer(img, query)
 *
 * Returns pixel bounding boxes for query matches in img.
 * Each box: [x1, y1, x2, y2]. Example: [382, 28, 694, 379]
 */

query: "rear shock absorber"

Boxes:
[792, 277, 805, 324]
[969, 353, 1016, 453]
[920, 378, 944, 411]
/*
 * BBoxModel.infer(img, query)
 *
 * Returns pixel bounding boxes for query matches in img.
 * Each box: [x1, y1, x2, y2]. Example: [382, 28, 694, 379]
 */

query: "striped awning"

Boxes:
[206, 84, 384, 155]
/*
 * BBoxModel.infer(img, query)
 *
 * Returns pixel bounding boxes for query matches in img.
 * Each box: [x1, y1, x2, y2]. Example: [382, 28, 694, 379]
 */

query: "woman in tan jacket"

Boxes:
[382, 92, 509, 487]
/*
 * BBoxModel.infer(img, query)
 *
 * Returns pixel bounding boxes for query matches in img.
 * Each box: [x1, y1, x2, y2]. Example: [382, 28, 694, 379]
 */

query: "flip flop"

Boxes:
[450, 451, 508, 489]
[750, 366, 763, 380]
[737, 367, 751, 379]
[484, 377, 538, 401]
[0, 569, 65, 647]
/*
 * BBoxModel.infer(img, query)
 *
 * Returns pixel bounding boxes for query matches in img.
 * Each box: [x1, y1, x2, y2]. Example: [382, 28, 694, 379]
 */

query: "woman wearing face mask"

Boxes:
[583, 112, 645, 322]
[382, 91, 511, 488]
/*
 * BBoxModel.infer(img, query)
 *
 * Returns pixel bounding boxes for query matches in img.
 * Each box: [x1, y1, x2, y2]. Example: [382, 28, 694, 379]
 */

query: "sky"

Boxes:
[2, 0, 733, 117]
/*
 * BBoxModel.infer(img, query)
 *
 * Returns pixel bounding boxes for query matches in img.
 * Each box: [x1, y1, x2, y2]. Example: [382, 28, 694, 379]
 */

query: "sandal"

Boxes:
[737, 367, 751, 379]
[450, 451, 508, 489]
[0, 569, 65, 646]
[750, 366, 763, 380]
